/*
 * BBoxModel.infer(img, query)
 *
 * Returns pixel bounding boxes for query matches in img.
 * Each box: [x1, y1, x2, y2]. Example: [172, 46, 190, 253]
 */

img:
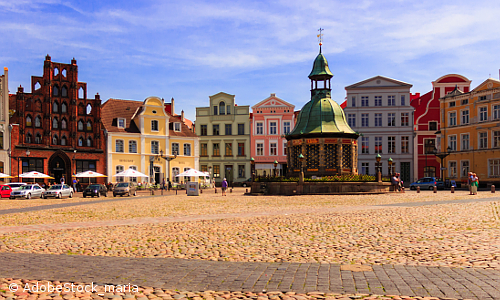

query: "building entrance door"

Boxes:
[400, 162, 411, 185]
[50, 156, 67, 184]
[225, 165, 233, 185]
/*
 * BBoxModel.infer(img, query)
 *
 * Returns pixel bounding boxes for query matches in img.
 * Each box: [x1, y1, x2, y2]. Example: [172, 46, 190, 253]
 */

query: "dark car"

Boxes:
[83, 184, 108, 197]
[241, 178, 252, 187]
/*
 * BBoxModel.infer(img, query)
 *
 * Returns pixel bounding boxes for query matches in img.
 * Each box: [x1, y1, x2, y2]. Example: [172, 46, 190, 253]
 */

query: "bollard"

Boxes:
[215, 188, 217, 193]
[200, 189, 203, 194]
[492, 185, 495, 193]
[245, 188, 248, 193]
[175, 189, 177, 195]
[451, 186, 455, 193]
[161, 189, 163, 195]
[433, 186, 437, 193]
[401, 186, 405, 193]
[230, 188, 233, 193]
[417, 186, 420, 193]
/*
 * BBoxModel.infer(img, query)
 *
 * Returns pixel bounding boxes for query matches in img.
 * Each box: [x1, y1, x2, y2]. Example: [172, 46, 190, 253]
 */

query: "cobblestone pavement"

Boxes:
[1, 252, 500, 299]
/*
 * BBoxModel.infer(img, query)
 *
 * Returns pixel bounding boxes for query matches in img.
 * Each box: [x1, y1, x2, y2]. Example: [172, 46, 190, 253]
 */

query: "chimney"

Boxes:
[181, 110, 184, 123]
[171, 97, 175, 115]
[271, 93, 276, 97]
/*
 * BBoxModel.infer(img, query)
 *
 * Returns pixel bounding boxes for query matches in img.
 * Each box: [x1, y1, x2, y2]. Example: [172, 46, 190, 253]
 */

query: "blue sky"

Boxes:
[2, 0, 500, 120]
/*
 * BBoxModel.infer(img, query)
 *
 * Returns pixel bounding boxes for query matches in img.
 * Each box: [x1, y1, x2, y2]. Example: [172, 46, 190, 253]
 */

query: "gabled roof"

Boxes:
[470, 78, 500, 93]
[345, 75, 412, 89]
[251, 94, 295, 109]
[101, 99, 142, 133]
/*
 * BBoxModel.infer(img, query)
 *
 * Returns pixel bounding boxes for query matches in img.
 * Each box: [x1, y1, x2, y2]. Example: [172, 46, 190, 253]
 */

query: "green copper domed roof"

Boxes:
[308, 53, 333, 79]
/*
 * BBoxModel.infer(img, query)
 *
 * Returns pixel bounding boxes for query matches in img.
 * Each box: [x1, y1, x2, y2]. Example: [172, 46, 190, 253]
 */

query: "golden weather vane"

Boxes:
[317, 28, 324, 52]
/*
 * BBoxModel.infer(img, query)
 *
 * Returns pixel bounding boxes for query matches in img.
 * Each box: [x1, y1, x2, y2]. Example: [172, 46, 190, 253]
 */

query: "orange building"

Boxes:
[439, 78, 500, 187]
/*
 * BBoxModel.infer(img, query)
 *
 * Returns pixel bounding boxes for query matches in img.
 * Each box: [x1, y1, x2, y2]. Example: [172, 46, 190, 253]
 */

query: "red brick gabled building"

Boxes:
[9, 55, 106, 184]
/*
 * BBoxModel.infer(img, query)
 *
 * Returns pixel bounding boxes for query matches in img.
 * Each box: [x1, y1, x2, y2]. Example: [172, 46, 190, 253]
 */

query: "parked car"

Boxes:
[5, 182, 27, 192]
[42, 184, 73, 199]
[410, 177, 444, 190]
[241, 178, 252, 187]
[10, 184, 45, 199]
[83, 184, 108, 198]
[113, 182, 137, 197]
[0, 185, 13, 198]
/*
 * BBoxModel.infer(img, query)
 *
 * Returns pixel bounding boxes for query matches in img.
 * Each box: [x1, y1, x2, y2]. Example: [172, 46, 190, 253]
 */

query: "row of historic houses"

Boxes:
[2, 55, 499, 187]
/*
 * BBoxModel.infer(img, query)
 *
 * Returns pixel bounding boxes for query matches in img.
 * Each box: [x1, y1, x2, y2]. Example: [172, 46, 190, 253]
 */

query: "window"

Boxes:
[401, 136, 409, 154]
[35, 116, 41, 128]
[362, 96, 369, 107]
[238, 143, 245, 156]
[374, 96, 382, 106]
[213, 124, 219, 135]
[361, 162, 369, 175]
[201, 165, 208, 173]
[87, 137, 92, 147]
[375, 137, 382, 154]
[86, 120, 92, 131]
[238, 124, 245, 135]
[226, 105, 231, 115]
[61, 102, 67, 113]
[448, 112, 457, 126]
[461, 110, 469, 125]
[61, 86, 68, 97]
[269, 122, 277, 135]
[283, 121, 291, 134]
[128, 166, 137, 183]
[388, 113, 395, 126]
[53, 117, 58, 129]
[26, 116, 32, 127]
[61, 118, 67, 129]
[184, 143, 191, 156]
[52, 135, 58, 145]
[256, 122, 263, 135]
[212, 143, 220, 156]
[361, 137, 369, 154]
[351, 96, 356, 107]
[479, 132, 488, 149]
[53, 101, 58, 113]
[388, 95, 395, 106]
[213, 165, 220, 178]
[115, 165, 124, 182]
[35, 133, 41, 144]
[449, 135, 457, 151]
[225, 124, 232, 135]
[174, 123, 181, 132]
[116, 140, 124, 152]
[53, 85, 59, 96]
[347, 114, 356, 127]
[461, 134, 469, 151]
[78, 137, 83, 146]
[461, 99, 469, 105]
[171, 143, 179, 155]
[490, 159, 500, 177]
[270, 143, 277, 155]
[424, 139, 435, 154]
[494, 105, 500, 120]
[461, 161, 469, 177]
[429, 122, 437, 131]
[479, 95, 487, 101]
[479, 107, 488, 122]
[25, 133, 32, 143]
[283, 142, 287, 155]
[401, 95, 405, 106]
[200, 125, 207, 136]
[388, 136, 395, 154]
[494, 131, 500, 148]
[129, 140, 137, 153]
[449, 101, 456, 107]
[213, 106, 218, 115]
[225, 143, 232, 156]
[257, 143, 264, 156]
[150, 141, 159, 154]
[238, 165, 245, 178]
[118, 118, 125, 128]
[361, 114, 369, 127]
[61, 136, 67, 146]
[374, 113, 382, 127]
[78, 104, 85, 115]
[151, 120, 159, 131]
[172, 167, 180, 183]
[201, 143, 208, 156]
[401, 113, 409, 126]
[219, 101, 225, 115]
[449, 161, 457, 178]
[424, 166, 436, 178]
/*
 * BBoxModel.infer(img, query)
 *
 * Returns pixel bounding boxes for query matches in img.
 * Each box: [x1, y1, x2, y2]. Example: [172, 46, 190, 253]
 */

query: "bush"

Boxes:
[254, 174, 378, 182]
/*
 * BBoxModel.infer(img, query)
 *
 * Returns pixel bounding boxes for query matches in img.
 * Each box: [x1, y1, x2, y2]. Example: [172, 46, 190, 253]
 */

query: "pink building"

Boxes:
[251, 93, 295, 176]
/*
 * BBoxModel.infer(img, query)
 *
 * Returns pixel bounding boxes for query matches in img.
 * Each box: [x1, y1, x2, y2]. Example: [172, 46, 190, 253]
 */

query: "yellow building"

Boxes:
[102, 97, 199, 184]
[440, 78, 500, 186]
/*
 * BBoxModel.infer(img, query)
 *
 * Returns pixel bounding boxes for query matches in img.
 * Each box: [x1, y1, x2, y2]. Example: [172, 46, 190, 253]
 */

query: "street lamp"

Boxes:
[273, 160, 278, 177]
[434, 146, 452, 180]
[376, 154, 381, 173]
[388, 157, 393, 176]
[299, 153, 305, 181]
[250, 157, 255, 181]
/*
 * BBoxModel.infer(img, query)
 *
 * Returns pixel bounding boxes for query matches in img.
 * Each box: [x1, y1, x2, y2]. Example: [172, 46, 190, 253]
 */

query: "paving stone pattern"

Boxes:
[1, 253, 500, 299]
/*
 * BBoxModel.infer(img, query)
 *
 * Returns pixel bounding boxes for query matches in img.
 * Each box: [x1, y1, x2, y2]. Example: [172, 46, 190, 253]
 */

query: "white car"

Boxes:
[42, 184, 73, 199]
[10, 184, 45, 199]
[5, 182, 27, 192]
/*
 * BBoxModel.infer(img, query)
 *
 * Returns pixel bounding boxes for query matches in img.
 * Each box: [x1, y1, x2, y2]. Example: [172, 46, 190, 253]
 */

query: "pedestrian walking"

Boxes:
[60, 176, 65, 185]
[221, 178, 228, 196]
[73, 177, 77, 192]
[471, 173, 479, 195]
[468, 172, 473, 195]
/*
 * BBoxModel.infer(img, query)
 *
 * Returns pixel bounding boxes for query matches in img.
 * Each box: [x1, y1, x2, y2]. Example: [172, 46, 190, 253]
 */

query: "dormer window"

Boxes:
[174, 122, 181, 132]
[117, 118, 125, 129]
[151, 120, 159, 131]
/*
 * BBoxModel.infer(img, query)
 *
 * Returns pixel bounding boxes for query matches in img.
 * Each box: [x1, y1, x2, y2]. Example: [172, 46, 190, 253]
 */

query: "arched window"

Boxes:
[34, 82, 41, 90]
[53, 85, 59, 96]
[219, 101, 225, 115]
[78, 137, 83, 146]
[61, 69, 67, 77]
[78, 120, 84, 131]
[61, 136, 67, 146]
[86, 120, 92, 131]
[26, 115, 32, 127]
[35, 116, 41, 128]
[52, 117, 58, 129]
[35, 133, 41, 144]
[52, 135, 58, 145]
[54, 67, 59, 76]
[61, 118, 67, 129]
[86, 104, 92, 115]
[87, 137, 92, 147]
[35, 100, 42, 112]
[78, 87, 84, 99]
[61, 86, 68, 97]
[78, 104, 85, 115]
[25, 133, 32, 143]
[53, 101, 59, 113]
[61, 102, 67, 113]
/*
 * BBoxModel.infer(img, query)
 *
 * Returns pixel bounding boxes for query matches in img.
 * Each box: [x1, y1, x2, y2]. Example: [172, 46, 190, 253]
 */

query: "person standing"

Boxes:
[468, 172, 473, 195]
[221, 178, 228, 196]
[471, 173, 479, 195]
[60, 176, 65, 185]
[73, 177, 77, 192]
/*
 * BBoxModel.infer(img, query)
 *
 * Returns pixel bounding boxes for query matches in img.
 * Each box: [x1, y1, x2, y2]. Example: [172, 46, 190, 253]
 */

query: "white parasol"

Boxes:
[0, 172, 14, 178]
[74, 170, 107, 177]
[19, 171, 54, 179]
[176, 168, 209, 177]
[113, 168, 149, 178]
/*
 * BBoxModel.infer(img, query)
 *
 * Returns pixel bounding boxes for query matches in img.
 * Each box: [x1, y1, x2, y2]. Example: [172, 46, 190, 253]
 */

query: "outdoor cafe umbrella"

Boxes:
[0, 172, 14, 178]
[74, 170, 107, 178]
[19, 171, 54, 179]
[175, 168, 208, 178]
[113, 168, 149, 178]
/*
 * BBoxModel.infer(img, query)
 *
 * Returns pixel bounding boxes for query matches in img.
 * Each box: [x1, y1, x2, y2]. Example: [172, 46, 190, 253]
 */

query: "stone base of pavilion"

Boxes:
[249, 181, 391, 195]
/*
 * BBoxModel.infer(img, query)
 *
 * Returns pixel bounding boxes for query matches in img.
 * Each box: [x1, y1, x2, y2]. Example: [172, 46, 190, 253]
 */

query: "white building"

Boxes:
[344, 76, 414, 184]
